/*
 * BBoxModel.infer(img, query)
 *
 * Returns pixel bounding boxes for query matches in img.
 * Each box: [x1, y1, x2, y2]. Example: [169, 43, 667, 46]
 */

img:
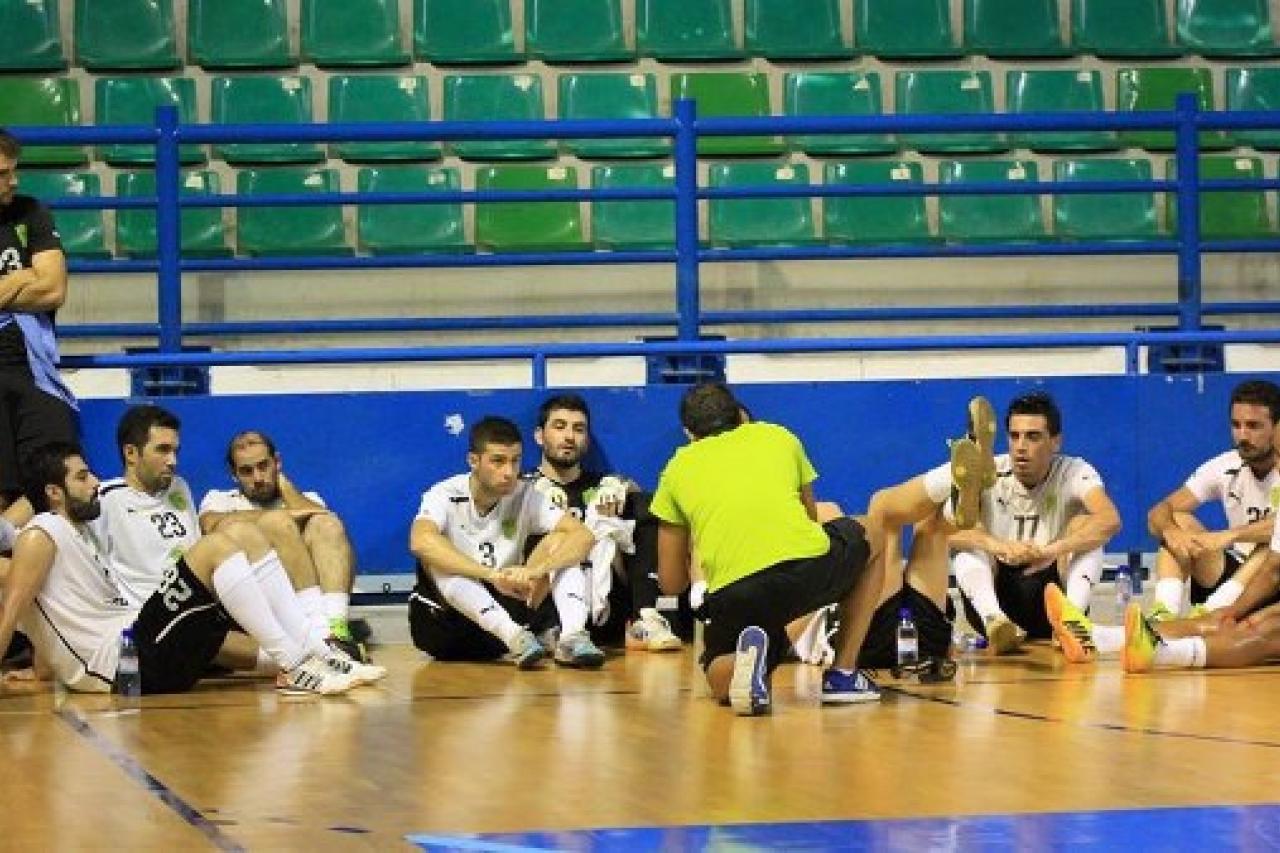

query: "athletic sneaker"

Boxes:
[967, 395, 998, 488]
[510, 629, 548, 670]
[554, 631, 606, 669]
[277, 654, 356, 695]
[729, 625, 771, 716]
[1122, 601, 1161, 674]
[323, 649, 387, 686]
[328, 618, 370, 663]
[821, 668, 881, 704]
[984, 614, 1026, 655]
[1147, 602, 1176, 623]
[625, 608, 683, 652]
[1044, 584, 1097, 663]
[949, 437, 985, 530]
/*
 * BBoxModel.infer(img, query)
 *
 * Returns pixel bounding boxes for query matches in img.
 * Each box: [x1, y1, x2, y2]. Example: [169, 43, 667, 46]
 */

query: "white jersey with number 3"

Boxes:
[981, 454, 1103, 546]
[98, 476, 200, 607]
[416, 474, 563, 575]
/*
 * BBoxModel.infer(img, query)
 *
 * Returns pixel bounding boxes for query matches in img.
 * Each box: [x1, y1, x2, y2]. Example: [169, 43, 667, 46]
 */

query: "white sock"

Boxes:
[954, 550, 1003, 623]
[211, 552, 307, 671]
[1093, 624, 1125, 655]
[1155, 578, 1185, 614]
[551, 565, 590, 637]
[1203, 578, 1245, 611]
[1153, 636, 1208, 669]
[251, 554, 329, 658]
[296, 585, 332, 647]
[436, 575, 523, 648]
[322, 591, 350, 623]
[1065, 549, 1104, 611]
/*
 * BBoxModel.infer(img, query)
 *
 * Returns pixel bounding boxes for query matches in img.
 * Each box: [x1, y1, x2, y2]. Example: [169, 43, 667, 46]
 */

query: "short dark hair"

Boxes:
[1006, 391, 1062, 436]
[117, 404, 181, 462]
[1230, 380, 1280, 424]
[680, 382, 741, 439]
[537, 393, 590, 429]
[22, 441, 83, 513]
[470, 416, 522, 454]
[225, 429, 277, 469]
[0, 129, 20, 161]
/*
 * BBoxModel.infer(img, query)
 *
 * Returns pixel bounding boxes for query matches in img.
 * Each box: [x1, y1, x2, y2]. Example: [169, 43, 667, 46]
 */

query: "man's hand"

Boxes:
[1187, 530, 1232, 555]
[491, 568, 532, 598]
[990, 539, 1041, 567]
[1161, 526, 1200, 562]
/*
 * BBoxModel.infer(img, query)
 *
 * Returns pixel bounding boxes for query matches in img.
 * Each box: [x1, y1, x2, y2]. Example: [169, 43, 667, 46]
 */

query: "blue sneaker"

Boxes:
[554, 630, 606, 669]
[728, 626, 771, 716]
[821, 668, 881, 704]
[510, 629, 548, 670]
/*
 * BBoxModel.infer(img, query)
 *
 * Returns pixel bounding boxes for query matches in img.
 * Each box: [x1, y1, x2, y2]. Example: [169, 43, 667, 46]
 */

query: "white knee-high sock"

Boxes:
[1204, 578, 1245, 611]
[1154, 636, 1208, 669]
[551, 565, 589, 637]
[1065, 548, 1104, 611]
[1155, 578, 1186, 614]
[1092, 624, 1125, 655]
[250, 552, 329, 658]
[953, 550, 1003, 623]
[211, 552, 307, 671]
[295, 585, 333, 647]
[436, 575, 523, 648]
[322, 591, 350, 622]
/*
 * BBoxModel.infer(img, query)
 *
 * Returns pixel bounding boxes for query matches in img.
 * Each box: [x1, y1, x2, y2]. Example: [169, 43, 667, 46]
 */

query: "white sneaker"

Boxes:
[277, 655, 356, 695]
[626, 608, 683, 652]
[792, 607, 836, 667]
[323, 651, 387, 686]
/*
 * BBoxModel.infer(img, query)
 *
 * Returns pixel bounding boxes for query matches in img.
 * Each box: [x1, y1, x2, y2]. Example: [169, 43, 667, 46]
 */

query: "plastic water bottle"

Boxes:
[896, 607, 919, 670]
[115, 627, 141, 706]
[956, 632, 988, 655]
[1115, 567, 1133, 618]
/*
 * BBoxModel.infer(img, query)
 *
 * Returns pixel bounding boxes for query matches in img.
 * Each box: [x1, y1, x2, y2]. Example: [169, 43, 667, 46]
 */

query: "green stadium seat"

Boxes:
[783, 72, 895, 156]
[0, 78, 85, 166]
[328, 75, 440, 162]
[637, 0, 739, 60]
[188, 0, 294, 68]
[74, 0, 179, 70]
[854, 0, 962, 59]
[745, 0, 850, 59]
[1072, 0, 1184, 57]
[356, 165, 466, 254]
[895, 71, 1007, 154]
[708, 162, 816, 247]
[210, 76, 325, 164]
[0, 0, 65, 70]
[413, 0, 518, 64]
[964, 0, 1072, 57]
[1006, 69, 1117, 152]
[558, 73, 669, 158]
[526, 0, 631, 62]
[670, 73, 784, 156]
[474, 165, 585, 252]
[302, 0, 409, 66]
[1177, 0, 1280, 57]
[115, 170, 231, 257]
[1167, 155, 1274, 238]
[236, 167, 351, 256]
[591, 163, 675, 249]
[442, 74, 555, 160]
[1116, 67, 1233, 150]
[95, 77, 204, 165]
[823, 160, 932, 245]
[1052, 158, 1159, 240]
[17, 170, 108, 258]
[939, 159, 1047, 243]
[1226, 67, 1280, 149]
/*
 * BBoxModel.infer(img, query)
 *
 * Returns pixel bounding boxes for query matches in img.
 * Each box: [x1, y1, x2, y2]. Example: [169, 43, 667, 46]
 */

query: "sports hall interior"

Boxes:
[3, 0, 1280, 849]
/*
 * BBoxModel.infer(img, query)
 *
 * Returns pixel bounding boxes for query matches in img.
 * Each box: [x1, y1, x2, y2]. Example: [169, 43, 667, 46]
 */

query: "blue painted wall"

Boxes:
[76, 372, 1260, 574]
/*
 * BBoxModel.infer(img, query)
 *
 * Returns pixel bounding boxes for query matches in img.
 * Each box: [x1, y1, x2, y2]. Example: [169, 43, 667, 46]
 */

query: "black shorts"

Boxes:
[131, 558, 232, 695]
[0, 366, 78, 496]
[859, 583, 955, 669]
[407, 569, 559, 661]
[1189, 550, 1244, 605]
[960, 561, 1060, 641]
[700, 517, 871, 673]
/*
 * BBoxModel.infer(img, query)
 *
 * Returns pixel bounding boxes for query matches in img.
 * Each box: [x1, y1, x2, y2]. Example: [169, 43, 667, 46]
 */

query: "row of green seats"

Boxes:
[9, 67, 1280, 168]
[23, 157, 1276, 258]
[5, 0, 1279, 70]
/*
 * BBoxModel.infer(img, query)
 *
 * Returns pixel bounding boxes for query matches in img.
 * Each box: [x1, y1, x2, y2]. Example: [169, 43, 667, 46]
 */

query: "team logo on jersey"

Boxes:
[14, 224, 26, 248]
[169, 491, 188, 511]
[501, 517, 517, 539]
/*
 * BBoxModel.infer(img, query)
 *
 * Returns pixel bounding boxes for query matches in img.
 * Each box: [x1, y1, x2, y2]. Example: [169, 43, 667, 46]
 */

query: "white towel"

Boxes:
[583, 508, 635, 626]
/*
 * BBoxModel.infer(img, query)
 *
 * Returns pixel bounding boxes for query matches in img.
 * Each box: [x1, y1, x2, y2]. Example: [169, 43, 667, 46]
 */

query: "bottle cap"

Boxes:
[898, 607, 911, 619]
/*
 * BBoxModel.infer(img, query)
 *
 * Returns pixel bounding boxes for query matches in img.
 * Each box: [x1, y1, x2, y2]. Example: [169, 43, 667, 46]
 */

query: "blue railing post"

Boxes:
[154, 105, 183, 354]
[1173, 92, 1202, 332]
[673, 99, 700, 343]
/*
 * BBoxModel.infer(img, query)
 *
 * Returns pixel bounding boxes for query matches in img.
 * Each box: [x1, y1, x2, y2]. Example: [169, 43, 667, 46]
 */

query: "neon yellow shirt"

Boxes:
[650, 422, 827, 592]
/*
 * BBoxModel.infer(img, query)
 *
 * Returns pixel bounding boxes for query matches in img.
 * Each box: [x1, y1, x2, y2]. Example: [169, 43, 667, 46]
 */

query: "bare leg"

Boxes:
[302, 512, 355, 595]
[251, 510, 322, 590]
[830, 513, 886, 671]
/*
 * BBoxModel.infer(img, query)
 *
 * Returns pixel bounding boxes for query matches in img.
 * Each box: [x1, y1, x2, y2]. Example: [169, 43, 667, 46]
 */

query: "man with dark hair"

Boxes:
[408, 415, 602, 668]
[528, 393, 685, 652]
[949, 391, 1121, 655]
[0, 128, 78, 511]
[0, 442, 365, 694]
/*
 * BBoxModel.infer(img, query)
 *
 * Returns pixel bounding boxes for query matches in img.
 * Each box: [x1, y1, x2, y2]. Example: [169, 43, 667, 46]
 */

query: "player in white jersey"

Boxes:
[0, 443, 364, 695]
[198, 429, 363, 659]
[1145, 380, 1280, 619]
[408, 416, 600, 669]
[925, 391, 1121, 654]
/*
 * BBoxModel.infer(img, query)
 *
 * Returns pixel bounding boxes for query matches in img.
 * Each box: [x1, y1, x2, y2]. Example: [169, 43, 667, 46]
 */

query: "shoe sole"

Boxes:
[729, 627, 770, 716]
[821, 689, 882, 705]
[1122, 601, 1155, 674]
[625, 634, 683, 652]
[986, 617, 1024, 655]
[515, 648, 548, 670]
[555, 652, 606, 669]
[950, 438, 984, 530]
[967, 396, 998, 488]
[1044, 586, 1096, 664]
